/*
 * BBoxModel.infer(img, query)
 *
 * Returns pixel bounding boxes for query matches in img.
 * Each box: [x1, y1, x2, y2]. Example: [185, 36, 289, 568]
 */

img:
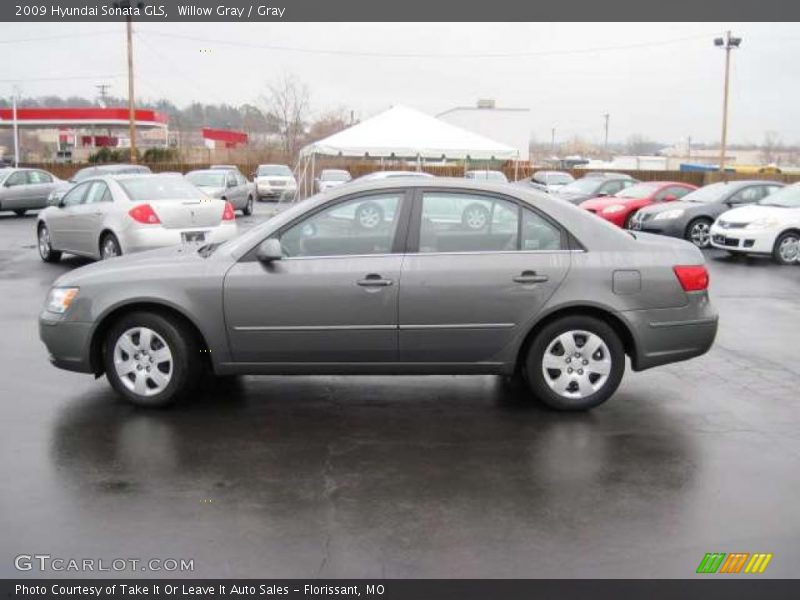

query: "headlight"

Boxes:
[602, 204, 626, 214]
[654, 209, 685, 221]
[45, 287, 79, 314]
[745, 218, 779, 230]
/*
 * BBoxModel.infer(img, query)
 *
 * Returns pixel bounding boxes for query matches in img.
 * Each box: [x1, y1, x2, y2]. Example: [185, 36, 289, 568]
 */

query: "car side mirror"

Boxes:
[256, 238, 283, 263]
[662, 194, 677, 202]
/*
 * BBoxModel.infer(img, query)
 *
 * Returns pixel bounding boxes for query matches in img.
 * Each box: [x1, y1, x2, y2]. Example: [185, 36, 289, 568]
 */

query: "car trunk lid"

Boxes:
[146, 199, 224, 229]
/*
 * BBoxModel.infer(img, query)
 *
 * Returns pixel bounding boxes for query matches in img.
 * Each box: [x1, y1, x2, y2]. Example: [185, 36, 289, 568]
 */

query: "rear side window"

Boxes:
[730, 186, 767, 204]
[521, 209, 563, 251]
[84, 182, 111, 204]
[27, 170, 53, 184]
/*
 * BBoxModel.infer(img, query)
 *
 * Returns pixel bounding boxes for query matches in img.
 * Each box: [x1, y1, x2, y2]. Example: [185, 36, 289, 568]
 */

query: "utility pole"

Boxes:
[551, 126, 556, 154]
[603, 113, 610, 156]
[687, 135, 692, 159]
[715, 31, 742, 173]
[12, 86, 20, 167]
[96, 83, 111, 106]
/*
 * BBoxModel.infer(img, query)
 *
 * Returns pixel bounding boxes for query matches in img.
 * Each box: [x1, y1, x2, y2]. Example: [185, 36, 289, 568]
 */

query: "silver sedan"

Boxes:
[39, 179, 717, 410]
[36, 174, 238, 262]
[0, 167, 63, 216]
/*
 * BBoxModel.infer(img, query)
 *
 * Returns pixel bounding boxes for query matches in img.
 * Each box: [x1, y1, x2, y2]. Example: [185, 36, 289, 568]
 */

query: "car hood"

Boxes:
[718, 204, 798, 223]
[53, 245, 226, 288]
[256, 175, 294, 184]
[580, 196, 636, 210]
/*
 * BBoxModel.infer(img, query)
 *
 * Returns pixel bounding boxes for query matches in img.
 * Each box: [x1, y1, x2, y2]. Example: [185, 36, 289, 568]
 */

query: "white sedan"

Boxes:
[37, 174, 238, 263]
[710, 183, 800, 264]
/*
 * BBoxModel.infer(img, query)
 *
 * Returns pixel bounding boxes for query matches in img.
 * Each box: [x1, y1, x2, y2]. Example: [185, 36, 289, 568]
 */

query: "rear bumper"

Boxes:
[121, 223, 238, 254]
[621, 292, 718, 371]
[39, 312, 94, 373]
[709, 224, 775, 254]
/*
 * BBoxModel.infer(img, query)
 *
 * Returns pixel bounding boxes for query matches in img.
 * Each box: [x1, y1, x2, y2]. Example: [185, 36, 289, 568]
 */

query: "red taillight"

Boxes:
[222, 201, 235, 221]
[673, 265, 709, 292]
[128, 203, 161, 224]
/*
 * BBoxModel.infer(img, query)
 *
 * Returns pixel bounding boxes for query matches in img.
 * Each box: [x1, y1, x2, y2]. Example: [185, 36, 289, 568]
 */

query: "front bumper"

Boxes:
[621, 291, 718, 371]
[709, 224, 776, 254]
[121, 223, 238, 254]
[39, 312, 94, 373]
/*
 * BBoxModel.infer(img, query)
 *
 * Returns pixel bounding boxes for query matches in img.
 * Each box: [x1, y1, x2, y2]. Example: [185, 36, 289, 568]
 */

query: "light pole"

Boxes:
[603, 113, 610, 157]
[715, 31, 742, 173]
[12, 85, 20, 167]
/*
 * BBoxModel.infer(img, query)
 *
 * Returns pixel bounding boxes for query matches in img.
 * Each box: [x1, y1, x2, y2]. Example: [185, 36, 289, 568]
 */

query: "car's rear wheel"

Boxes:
[355, 202, 384, 229]
[686, 217, 712, 248]
[100, 233, 122, 260]
[773, 231, 800, 265]
[103, 311, 202, 408]
[461, 203, 490, 230]
[243, 195, 254, 216]
[524, 316, 625, 411]
[37, 223, 61, 263]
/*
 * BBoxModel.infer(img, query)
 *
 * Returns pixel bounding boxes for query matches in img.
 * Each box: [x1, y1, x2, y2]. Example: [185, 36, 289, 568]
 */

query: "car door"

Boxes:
[0, 170, 31, 209]
[399, 190, 571, 363]
[47, 181, 91, 251]
[24, 170, 56, 209]
[223, 190, 411, 364]
[69, 181, 113, 256]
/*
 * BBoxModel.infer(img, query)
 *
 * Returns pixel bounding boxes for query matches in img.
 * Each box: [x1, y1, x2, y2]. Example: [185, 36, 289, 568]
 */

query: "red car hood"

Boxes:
[580, 196, 641, 210]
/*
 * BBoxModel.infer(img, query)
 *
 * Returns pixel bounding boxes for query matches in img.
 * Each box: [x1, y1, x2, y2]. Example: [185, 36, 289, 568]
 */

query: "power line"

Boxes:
[0, 74, 123, 83]
[0, 30, 118, 45]
[138, 30, 720, 60]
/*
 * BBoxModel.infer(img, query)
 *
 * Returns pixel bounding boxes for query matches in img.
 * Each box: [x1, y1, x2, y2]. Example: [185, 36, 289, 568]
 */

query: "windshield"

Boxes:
[543, 172, 573, 185]
[759, 184, 800, 208]
[615, 182, 662, 198]
[321, 170, 350, 181]
[257, 165, 293, 177]
[119, 176, 207, 201]
[681, 182, 731, 203]
[186, 171, 226, 187]
[559, 178, 602, 194]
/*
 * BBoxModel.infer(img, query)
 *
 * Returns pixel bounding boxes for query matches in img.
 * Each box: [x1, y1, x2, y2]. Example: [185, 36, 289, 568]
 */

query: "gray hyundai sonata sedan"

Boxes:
[39, 179, 718, 411]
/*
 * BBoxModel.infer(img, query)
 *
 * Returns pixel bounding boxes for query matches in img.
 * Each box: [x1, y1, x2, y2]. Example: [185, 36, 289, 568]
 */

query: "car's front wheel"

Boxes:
[37, 223, 62, 263]
[773, 230, 800, 265]
[103, 311, 202, 408]
[524, 316, 625, 411]
[686, 217, 712, 248]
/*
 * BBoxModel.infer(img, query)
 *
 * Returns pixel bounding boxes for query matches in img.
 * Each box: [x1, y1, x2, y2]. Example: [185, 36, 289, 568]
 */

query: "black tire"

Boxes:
[243, 195, 254, 216]
[772, 230, 800, 265]
[355, 201, 384, 229]
[99, 232, 122, 260]
[524, 315, 625, 411]
[37, 223, 61, 263]
[461, 203, 490, 231]
[623, 211, 636, 229]
[14, 209, 26, 217]
[103, 311, 202, 408]
[685, 217, 712, 249]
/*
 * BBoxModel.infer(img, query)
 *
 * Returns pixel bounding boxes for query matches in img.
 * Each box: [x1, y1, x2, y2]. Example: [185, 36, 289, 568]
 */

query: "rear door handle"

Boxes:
[513, 270, 549, 284]
[357, 273, 393, 287]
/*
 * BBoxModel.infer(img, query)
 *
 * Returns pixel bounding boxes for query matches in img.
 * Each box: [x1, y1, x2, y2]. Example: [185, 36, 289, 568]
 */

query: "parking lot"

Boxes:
[1, 201, 799, 578]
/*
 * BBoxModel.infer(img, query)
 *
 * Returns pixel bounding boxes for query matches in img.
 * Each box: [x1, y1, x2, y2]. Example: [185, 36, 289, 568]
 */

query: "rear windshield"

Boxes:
[186, 171, 226, 187]
[257, 165, 293, 177]
[118, 177, 207, 201]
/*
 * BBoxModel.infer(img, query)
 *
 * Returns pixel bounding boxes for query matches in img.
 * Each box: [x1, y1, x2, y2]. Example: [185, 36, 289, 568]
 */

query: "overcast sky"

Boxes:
[1, 22, 799, 146]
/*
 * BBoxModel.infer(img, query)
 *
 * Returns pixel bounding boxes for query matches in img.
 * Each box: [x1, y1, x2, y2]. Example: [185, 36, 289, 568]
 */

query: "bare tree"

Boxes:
[626, 134, 661, 156]
[760, 131, 782, 165]
[260, 74, 311, 161]
[306, 107, 352, 143]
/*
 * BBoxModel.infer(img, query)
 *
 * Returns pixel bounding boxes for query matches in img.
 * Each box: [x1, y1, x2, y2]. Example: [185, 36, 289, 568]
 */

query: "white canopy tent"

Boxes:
[295, 105, 519, 197]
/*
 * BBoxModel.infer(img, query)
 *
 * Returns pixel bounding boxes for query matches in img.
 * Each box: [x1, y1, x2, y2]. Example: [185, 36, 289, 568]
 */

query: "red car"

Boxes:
[579, 181, 698, 228]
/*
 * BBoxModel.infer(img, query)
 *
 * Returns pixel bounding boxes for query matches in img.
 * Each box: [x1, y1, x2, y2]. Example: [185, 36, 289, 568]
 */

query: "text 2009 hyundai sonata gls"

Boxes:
[39, 179, 718, 411]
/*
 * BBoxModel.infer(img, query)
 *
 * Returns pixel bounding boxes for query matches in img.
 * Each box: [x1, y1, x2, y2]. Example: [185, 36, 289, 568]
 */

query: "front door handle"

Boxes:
[513, 270, 549, 284]
[357, 273, 393, 287]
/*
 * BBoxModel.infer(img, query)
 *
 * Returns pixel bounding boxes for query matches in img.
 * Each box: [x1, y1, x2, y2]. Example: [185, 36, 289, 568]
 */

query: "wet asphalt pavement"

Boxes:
[1, 202, 799, 579]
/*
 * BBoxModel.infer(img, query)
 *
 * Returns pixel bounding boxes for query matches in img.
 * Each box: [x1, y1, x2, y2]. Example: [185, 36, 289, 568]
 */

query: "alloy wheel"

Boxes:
[38, 226, 51, 259]
[778, 234, 799, 263]
[689, 221, 711, 248]
[541, 330, 612, 399]
[113, 327, 173, 397]
[358, 206, 381, 229]
[464, 207, 488, 230]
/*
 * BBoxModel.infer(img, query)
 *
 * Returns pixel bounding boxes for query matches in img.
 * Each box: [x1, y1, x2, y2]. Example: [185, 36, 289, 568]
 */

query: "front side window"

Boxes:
[280, 193, 403, 258]
[61, 182, 91, 207]
[419, 193, 519, 253]
[5, 171, 27, 187]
